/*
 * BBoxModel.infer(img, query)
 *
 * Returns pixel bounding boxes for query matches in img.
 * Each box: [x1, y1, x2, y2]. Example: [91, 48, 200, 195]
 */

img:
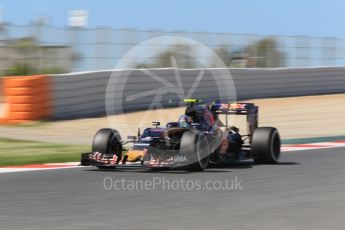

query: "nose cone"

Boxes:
[124, 150, 145, 162]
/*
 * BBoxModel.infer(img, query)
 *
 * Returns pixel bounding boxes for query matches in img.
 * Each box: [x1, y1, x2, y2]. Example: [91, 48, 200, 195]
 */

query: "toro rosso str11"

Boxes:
[81, 99, 281, 171]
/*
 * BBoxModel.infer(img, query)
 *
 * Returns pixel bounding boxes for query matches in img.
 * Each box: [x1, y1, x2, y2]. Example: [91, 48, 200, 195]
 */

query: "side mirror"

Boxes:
[166, 122, 179, 128]
[152, 121, 160, 127]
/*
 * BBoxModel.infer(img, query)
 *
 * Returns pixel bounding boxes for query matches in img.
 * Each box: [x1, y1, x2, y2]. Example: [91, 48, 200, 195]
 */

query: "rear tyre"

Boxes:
[92, 128, 122, 155]
[251, 127, 281, 164]
[180, 130, 210, 171]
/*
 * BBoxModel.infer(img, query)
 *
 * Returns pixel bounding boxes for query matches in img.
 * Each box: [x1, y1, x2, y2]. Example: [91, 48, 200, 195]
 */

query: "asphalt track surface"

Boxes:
[1, 147, 345, 230]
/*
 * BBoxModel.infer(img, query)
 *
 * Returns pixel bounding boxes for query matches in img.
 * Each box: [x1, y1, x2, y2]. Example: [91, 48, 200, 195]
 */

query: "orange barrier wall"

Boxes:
[0, 75, 51, 124]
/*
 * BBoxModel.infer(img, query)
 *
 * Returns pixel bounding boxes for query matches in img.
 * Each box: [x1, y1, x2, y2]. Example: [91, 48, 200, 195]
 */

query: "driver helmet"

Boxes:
[178, 115, 192, 128]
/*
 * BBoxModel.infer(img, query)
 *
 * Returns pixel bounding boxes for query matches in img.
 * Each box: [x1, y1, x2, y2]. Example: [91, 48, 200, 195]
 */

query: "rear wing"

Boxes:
[211, 103, 259, 136]
[211, 103, 257, 115]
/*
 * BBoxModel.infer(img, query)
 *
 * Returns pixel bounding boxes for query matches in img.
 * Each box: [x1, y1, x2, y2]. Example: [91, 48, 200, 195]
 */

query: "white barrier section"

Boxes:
[51, 67, 345, 119]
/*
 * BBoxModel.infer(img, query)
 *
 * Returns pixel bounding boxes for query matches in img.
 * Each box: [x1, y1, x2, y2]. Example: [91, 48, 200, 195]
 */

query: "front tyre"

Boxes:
[180, 130, 210, 171]
[92, 129, 122, 169]
[92, 128, 122, 155]
[251, 127, 281, 164]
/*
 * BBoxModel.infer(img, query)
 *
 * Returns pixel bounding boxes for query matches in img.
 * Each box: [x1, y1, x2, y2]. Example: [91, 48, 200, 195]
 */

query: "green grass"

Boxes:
[0, 138, 89, 167]
[5, 121, 48, 127]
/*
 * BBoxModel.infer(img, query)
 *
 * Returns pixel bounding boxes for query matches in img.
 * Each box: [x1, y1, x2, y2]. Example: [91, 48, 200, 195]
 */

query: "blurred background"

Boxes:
[2, 25, 336, 72]
[0, 0, 345, 74]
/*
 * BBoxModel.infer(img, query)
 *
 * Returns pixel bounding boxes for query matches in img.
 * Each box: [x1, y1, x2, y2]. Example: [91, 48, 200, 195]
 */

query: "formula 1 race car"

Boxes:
[81, 99, 281, 171]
